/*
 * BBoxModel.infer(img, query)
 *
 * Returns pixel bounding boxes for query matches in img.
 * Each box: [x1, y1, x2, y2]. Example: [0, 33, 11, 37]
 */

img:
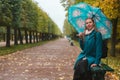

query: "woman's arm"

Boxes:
[77, 33, 84, 50]
[91, 32, 102, 67]
[79, 39, 84, 50]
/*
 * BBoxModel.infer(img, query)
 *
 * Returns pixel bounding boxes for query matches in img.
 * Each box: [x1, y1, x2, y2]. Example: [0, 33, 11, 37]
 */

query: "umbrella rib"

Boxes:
[93, 9, 111, 31]
[87, 5, 93, 17]
[95, 17, 111, 33]
[75, 7, 90, 14]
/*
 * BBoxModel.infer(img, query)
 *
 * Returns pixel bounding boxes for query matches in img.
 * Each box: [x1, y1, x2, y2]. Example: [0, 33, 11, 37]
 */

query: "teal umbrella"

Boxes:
[68, 2, 112, 39]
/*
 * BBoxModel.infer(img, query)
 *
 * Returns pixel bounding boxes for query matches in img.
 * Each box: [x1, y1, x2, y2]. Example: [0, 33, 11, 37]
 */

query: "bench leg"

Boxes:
[92, 71, 106, 80]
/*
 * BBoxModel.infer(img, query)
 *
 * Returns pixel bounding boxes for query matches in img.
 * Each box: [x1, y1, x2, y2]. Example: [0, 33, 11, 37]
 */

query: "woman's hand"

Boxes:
[76, 33, 84, 39]
[91, 64, 97, 67]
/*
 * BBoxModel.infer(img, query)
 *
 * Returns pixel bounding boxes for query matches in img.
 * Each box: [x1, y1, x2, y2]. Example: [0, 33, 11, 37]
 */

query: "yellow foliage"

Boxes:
[93, 0, 120, 19]
[105, 72, 119, 80]
[93, 2, 100, 7]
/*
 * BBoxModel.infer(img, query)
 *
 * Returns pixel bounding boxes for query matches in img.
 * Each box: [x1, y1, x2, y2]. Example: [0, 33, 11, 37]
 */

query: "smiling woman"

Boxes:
[73, 18, 103, 80]
[33, 0, 66, 32]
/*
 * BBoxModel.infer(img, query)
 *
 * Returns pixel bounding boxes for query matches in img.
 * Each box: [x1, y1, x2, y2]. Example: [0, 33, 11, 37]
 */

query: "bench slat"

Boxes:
[91, 63, 114, 72]
[101, 63, 114, 71]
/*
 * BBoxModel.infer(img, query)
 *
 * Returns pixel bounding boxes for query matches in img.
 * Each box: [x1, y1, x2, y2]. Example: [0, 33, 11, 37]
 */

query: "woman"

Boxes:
[73, 18, 103, 80]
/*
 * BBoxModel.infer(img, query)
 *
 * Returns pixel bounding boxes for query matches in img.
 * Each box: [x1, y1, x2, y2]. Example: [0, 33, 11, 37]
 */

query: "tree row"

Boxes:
[0, 0, 62, 47]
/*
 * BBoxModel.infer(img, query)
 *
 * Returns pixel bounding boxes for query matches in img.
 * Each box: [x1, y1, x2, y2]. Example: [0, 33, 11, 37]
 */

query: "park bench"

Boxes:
[90, 62, 114, 80]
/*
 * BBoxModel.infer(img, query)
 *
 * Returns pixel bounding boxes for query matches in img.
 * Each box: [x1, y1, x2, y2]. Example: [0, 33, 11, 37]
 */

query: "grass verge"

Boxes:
[0, 40, 50, 56]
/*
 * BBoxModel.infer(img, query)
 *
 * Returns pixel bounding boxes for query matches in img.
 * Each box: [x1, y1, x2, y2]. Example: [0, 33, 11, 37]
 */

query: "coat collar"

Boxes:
[85, 28, 95, 35]
[85, 30, 96, 40]
[86, 29, 96, 36]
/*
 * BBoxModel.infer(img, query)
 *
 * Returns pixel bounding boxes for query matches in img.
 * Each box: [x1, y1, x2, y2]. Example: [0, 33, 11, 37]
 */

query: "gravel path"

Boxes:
[0, 38, 80, 80]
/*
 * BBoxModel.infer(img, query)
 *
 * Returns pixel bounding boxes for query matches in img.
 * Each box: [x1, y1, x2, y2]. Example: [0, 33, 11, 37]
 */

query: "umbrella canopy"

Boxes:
[68, 2, 112, 39]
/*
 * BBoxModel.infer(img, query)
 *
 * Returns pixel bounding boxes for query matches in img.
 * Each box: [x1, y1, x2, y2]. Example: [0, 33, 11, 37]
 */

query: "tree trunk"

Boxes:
[36, 32, 38, 43]
[18, 28, 23, 44]
[29, 31, 32, 43]
[14, 28, 18, 45]
[111, 17, 118, 57]
[39, 32, 41, 41]
[33, 31, 35, 43]
[25, 30, 28, 44]
[6, 26, 11, 47]
[3, 33, 6, 42]
[41, 33, 43, 41]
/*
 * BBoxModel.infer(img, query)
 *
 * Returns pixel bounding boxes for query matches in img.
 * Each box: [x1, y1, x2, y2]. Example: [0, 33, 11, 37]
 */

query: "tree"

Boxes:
[0, 0, 12, 47]
[93, 0, 120, 56]
[0, 0, 62, 47]
[11, 0, 22, 45]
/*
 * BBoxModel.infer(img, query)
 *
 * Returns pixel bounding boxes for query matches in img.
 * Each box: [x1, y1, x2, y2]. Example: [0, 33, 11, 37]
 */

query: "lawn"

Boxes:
[0, 40, 49, 56]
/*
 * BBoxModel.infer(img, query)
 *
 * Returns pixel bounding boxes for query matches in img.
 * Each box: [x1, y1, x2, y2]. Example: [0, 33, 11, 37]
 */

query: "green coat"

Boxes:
[74, 30, 102, 69]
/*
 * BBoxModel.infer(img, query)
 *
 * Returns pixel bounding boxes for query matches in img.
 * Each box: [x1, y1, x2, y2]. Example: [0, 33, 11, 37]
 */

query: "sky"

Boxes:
[33, 0, 66, 32]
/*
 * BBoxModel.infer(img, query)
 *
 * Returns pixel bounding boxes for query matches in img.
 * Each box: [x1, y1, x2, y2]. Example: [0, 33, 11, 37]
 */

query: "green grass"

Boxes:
[0, 40, 50, 56]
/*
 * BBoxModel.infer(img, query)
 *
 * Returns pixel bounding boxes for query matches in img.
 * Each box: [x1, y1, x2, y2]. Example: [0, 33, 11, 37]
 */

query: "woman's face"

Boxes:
[85, 19, 94, 31]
